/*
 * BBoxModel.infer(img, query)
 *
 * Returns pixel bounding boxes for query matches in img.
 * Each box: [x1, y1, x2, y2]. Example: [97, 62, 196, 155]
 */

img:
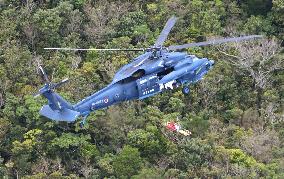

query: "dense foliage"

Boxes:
[0, 0, 284, 178]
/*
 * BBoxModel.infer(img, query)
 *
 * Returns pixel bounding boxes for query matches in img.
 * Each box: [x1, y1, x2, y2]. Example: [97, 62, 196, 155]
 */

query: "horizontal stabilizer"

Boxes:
[40, 105, 80, 122]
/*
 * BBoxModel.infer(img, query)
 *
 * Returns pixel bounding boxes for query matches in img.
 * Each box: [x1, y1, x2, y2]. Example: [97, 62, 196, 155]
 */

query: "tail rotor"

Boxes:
[34, 65, 69, 98]
[34, 65, 80, 122]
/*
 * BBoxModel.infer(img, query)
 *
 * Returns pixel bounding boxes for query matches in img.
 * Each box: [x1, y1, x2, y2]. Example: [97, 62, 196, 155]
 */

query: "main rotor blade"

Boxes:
[44, 48, 145, 51]
[168, 35, 263, 51]
[39, 66, 50, 83]
[154, 16, 178, 47]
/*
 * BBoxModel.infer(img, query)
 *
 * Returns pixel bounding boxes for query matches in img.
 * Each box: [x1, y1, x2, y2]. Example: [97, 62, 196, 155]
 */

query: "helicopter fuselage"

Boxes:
[73, 51, 214, 114]
[37, 15, 260, 123]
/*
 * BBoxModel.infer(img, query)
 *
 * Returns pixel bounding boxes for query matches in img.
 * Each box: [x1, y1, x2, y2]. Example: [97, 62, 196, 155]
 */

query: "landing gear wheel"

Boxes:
[182, 86, 190, 95]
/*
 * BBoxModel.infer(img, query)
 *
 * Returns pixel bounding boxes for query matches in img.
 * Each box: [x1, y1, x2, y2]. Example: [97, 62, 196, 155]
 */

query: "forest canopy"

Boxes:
[0, 0, 283, 178]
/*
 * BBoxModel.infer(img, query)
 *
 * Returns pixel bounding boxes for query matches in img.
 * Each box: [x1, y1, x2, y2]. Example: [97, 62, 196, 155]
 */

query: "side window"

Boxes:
[120, 70, 145, 84]
[132, 70, 145, 79]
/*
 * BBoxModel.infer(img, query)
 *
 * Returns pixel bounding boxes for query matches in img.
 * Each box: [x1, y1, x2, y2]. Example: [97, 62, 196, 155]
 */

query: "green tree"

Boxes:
[132, 168, 163, 179]
[127, 125, 167, 159]
[113, 145, 143, 178]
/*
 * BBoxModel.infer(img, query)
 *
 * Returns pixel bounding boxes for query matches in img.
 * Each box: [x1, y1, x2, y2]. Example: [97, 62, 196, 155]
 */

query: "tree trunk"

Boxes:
[256, 87, 263, 116]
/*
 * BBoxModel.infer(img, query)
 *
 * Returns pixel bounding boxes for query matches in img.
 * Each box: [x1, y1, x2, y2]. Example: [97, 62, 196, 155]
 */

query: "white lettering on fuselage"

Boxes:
[140, 79, 147, 84]
[93, 97, 109, 106]
[140, 75, 157, 84]
[143, 88, 155, 95]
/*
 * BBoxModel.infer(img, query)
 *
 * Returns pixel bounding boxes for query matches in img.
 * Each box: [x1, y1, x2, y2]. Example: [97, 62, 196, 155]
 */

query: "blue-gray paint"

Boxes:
[38, 51, 214, 122]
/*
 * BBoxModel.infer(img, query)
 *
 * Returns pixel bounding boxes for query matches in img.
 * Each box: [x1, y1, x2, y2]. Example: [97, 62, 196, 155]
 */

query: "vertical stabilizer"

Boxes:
[34, 66, 81, 122]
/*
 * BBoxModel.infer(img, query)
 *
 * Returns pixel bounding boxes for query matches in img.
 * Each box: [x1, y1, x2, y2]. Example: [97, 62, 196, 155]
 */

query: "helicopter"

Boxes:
[35, 16, 262, 127]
